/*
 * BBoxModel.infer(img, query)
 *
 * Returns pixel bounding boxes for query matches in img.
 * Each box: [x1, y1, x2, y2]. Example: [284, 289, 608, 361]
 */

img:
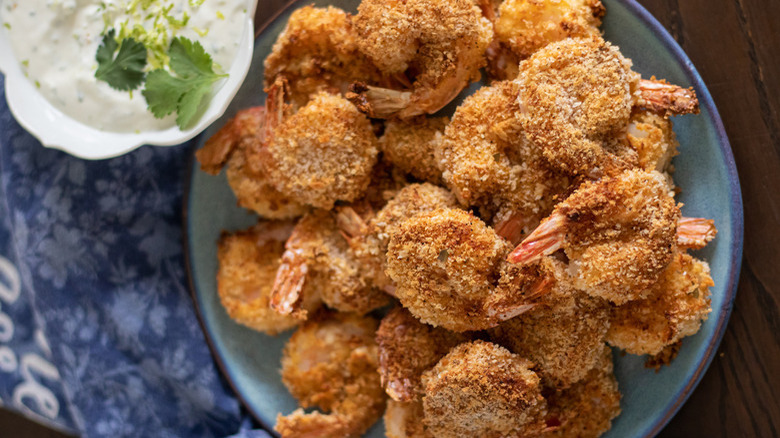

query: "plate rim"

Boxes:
[182, 0, 745, 436]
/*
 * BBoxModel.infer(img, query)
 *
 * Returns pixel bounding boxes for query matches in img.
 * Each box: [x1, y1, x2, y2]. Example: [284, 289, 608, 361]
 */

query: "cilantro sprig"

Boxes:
[142, 37, 227, 129]
[94, 28, 227, 130]
[95, 29, 147, 91]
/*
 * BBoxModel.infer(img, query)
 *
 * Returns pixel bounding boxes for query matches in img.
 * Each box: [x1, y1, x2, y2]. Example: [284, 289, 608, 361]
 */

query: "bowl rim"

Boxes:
[0, 0, 258, 160]
[182, 0, 744, 436]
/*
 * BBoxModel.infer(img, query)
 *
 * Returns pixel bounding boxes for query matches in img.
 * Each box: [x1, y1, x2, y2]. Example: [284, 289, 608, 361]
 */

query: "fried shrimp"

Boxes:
[349, 0, 493, 118]
[270, 210, 389, 319]
[517, 36, 640, 177]
[216, 221, 318, 335]
[421, 340, 548, 438]
[385, 399, 431, 438]
[256, 86, 379, 210]
[263, 6, 384, 108]
[627, 110, 679, 175]
[377, 307, 472, 402]
[196, 106, 307, 219]
[487, 0, 605, 80]
[490, 258, 610, 387]
[379, 117, 449, 185]
[606, 251, 713, 356]
[436, 80, 569, 242]
[337, 183, 459, 293]
[386, 207, 546, 331]
[508, 169, 680, 305]
[545, 346, 621, 438]
[277, 311, 386, 438]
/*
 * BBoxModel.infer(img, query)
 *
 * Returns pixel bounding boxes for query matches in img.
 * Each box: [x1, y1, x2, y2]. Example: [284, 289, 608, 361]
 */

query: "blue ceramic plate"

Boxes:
[184, 1, 743, 436]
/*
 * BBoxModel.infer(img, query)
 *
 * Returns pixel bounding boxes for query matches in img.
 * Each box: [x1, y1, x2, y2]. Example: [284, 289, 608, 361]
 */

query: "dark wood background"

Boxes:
[2, 0, 778, 436]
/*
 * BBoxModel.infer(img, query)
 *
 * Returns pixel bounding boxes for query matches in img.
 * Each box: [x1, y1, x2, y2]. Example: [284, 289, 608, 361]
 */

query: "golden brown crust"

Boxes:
[384, 399, 432, 438]
[380, 117, 448, 185]
[259, 92, 379, 210]
[352, 0, 493, 118]
[197, 107, 307, 219]
[627, 110, 679, 176]
[277, 312, 386, 438]
[517, 37, 639, 177]
[490, 259, 610, 387]
[386, 208, 510, 331]
[264, 6, 385, 108]
[216, 221, 311, 334]
[421, 340, 547, 438]
[606, 252, 713, 355]
[545, 346, 621, 438]
[377, 307, 472, 401]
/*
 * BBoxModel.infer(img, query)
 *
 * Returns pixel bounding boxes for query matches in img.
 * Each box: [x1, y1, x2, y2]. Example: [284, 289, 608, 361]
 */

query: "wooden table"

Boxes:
[2, 0, 778, 436]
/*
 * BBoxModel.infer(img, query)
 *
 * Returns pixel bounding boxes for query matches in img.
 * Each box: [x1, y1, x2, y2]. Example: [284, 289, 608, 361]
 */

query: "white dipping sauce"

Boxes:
[2, 0, 247, 132]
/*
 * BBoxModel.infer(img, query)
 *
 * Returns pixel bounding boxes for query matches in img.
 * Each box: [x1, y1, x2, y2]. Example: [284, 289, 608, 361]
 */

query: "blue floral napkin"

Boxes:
[0, 77, 270, 438]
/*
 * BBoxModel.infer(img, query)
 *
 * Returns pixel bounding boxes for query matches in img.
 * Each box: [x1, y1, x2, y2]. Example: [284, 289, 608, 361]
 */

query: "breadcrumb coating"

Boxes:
[260, 92, 379, 210]
[495, 0, 604, 58]
[275, 210, 388, 314]
[606, 252, 713, 355]
[386, 208, 511, 331]
[380, 117, 449, 185]
[627, 110, 679, 176]
[196, 107, 307, 219]
[277, 311, 386, 437]
[510, 169, 680, 305]
[490, 259, 610, 387]
[338, 183, 459, 293]
[264, 6, 384, 108]
[517, 37, 639, 177]
[377, 307, 472, 402]
[421, 340, 547, 438]
[436, 80, 570, 238]
[351, 0, 493, 118]
[545, 346, 621, 438]
[216, 221, 316, 334]
[385, 399, 432, 438]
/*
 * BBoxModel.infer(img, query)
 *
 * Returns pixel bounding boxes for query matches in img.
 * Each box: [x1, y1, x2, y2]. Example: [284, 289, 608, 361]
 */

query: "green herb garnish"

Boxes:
[142, 37, 227, 129]
[95, 29, 147, 91]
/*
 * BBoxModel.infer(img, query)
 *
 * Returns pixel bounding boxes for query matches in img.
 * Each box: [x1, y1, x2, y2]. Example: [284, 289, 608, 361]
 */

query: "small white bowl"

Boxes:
[0, 0, 258, 160]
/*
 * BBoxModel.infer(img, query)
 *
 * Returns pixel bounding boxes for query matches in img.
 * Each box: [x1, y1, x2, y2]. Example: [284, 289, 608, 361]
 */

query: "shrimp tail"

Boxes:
[507, 213, 566, 264]
[270, 247, 309, 320]
[196, 106, 265, 174]
[677, 216, 717, 250]
[264, 76, 290, 142]
[495, 212, 532, 245]
[347, 82, 412, 118]
[335, 205, 370, 240]
[637, 78, 700, 116]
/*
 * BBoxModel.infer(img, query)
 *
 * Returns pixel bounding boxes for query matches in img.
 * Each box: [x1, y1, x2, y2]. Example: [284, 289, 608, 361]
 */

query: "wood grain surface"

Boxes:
[2, 0, 777, 436]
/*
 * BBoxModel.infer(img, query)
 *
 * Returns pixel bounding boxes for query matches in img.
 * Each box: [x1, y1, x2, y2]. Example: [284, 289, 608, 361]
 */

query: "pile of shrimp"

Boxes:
[196, 1, 717, 436]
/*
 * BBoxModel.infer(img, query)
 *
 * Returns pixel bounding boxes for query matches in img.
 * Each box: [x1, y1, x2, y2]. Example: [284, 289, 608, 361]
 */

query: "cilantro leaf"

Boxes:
[95, 29, 147, 91]
[142, 37, 227, 129]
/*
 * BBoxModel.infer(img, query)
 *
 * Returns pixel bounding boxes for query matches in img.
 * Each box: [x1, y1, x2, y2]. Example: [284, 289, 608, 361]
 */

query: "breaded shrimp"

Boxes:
[606, 251, 713, 356]
[270, 210, 389, 319]
[627, 110, 679, 177]
[677, 217, 717, 250]
[436, 80, 570, 242]
[337, 183, 459, 293]
[277, 311, 386, 438]
[349, 0, 493, 118]
[376, 307, 472, 402]
[263, 6, 385, 108]
[216, 221, 319, 335]
[386, 207, 547, 331]
[379, 117, 449, 185]
[385, 399, 431, 438]
[487, 0, 605, 80]
[196, 107, 307, 219]
[256, 86, 379, 210]
[490, 258, 610, 387]
[636, 78, 700, 117]
[545, 346, 621, 438]
[421, 340, 548, 438]
[517, 37, 640, 177]
[508, 169, 680, 305]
